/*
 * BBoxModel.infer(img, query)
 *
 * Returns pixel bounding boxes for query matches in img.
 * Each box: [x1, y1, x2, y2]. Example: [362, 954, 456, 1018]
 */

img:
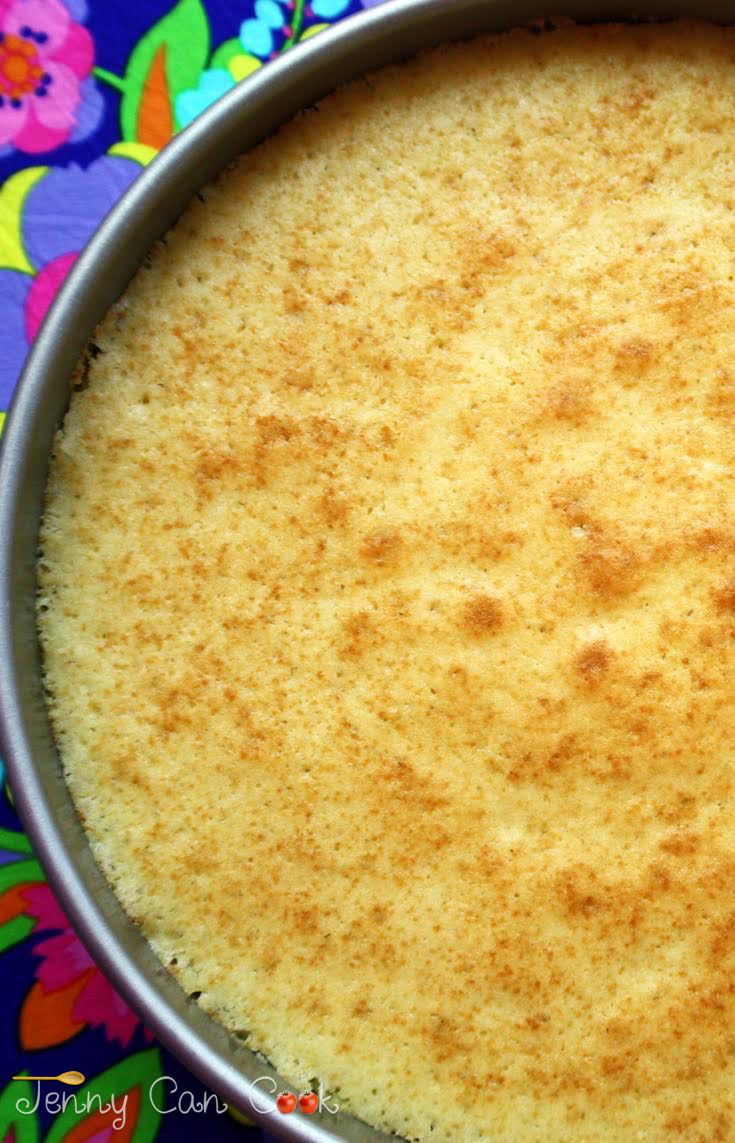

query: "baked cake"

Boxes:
[39, 21, 735, 1140]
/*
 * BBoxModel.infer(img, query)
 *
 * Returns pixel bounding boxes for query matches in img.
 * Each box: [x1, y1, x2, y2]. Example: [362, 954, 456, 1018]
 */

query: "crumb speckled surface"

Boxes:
[39, 22, 735, 1141]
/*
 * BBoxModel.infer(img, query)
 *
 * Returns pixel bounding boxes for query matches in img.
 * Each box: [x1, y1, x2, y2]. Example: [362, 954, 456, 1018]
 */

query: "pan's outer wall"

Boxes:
[1, 0, 733, 1138]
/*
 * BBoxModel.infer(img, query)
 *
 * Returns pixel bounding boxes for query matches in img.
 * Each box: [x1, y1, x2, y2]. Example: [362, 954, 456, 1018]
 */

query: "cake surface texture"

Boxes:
[39, 22, 735, 1141]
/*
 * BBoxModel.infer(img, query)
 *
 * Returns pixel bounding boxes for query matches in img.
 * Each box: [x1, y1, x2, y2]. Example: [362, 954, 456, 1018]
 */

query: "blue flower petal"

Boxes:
[312, 0, 351, 16]
[69, 78, 105, 145]
[175, 91, 205, 130]
[239, 18, 274, 58]
[254, 0, 286, 29]
[199, 69, 236, 99]
[23, 157, 141, 271]
[0, 271, 33, 408]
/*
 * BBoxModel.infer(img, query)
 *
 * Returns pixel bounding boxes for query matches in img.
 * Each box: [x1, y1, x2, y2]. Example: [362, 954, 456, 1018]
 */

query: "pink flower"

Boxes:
[0, 0, 96, 154]
[22, 883, 152, 1047]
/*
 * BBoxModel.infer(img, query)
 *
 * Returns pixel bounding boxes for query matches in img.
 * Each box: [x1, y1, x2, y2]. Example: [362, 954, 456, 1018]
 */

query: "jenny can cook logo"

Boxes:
[10, 1070, 339, 1128]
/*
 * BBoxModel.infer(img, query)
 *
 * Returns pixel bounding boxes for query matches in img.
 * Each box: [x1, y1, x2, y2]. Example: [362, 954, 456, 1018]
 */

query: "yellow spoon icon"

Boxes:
[11, 1071, 85, 1086]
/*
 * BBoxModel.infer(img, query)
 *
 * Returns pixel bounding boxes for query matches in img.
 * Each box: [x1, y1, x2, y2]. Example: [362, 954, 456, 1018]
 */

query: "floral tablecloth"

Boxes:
[0, 0, 375, 1138]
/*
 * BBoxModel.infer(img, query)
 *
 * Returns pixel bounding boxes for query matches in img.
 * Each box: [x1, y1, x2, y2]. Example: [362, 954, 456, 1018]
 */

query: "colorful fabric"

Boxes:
[0, 0, 375, 1137]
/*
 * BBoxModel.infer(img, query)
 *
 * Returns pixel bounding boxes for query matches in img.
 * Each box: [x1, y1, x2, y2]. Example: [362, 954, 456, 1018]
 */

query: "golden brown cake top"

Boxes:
[39, 21, 735, 1141]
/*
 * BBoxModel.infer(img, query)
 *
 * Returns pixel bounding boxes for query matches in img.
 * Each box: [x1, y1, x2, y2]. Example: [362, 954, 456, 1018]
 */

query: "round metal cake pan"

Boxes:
[1, 0, 734, 1137]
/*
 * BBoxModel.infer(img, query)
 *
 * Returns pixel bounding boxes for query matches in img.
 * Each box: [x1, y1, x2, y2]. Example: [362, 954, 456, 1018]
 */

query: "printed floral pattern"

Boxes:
[0, 771, 239, 1138]
[20, 884, 150, 1049]
[0, 154, 141, 403]
[0, 0, 376, 1137]
[175, 61, 257, 128]
[0, 0, 101, 155]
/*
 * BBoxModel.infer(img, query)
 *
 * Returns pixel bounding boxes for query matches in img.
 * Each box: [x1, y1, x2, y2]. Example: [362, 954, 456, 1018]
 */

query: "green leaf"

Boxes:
[0, 859, 44, 895]
[0, 827, 33, 856]
[0, 913, 36, 955]
[120, 0, 210, 143]
[283, 0, 307, 49]
[0, 1076, 41, 1143]
[45, 1049, 164, 1143]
